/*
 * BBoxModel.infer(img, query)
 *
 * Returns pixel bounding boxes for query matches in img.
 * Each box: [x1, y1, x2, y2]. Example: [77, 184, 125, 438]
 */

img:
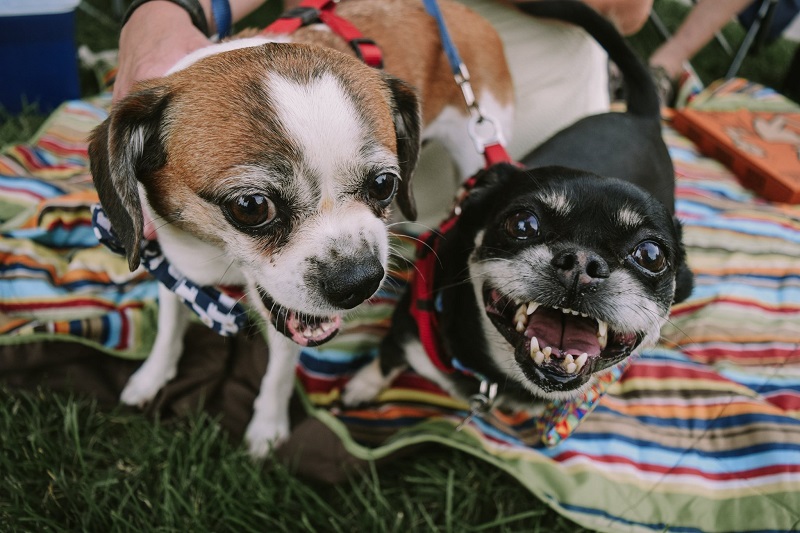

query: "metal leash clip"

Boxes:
[453, 61, 506, 155]
[455, 380, 499, 431]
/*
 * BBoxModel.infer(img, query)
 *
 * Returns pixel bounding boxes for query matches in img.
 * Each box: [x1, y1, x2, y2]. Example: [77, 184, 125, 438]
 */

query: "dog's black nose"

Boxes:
[318, 256, 384, 309]
[551, 249, 610, 290]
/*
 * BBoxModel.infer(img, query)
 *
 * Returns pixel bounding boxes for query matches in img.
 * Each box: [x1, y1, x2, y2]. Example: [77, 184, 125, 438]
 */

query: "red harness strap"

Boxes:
[407, 173, 479, 373]
[407, 146, 519, 373]
[408, 218, 457, 373]
[483, 143, 516, 167]
[261, 0, 383, 69]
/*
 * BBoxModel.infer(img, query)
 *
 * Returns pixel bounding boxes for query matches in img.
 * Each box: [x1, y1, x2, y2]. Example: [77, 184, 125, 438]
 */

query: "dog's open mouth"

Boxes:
[483, 286, 641, 392]
[257, 287, 340, 347]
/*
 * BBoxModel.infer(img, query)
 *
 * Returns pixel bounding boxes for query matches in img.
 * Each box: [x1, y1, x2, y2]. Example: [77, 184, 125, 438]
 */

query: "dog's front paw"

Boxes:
[244, 417, 289, 459]
[341, 358, 392, 407]
[119, 368, 173, 408]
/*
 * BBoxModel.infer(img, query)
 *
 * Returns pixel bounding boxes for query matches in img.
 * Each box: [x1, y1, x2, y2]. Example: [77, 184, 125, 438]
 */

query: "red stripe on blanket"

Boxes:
[553, 451, 800, 480]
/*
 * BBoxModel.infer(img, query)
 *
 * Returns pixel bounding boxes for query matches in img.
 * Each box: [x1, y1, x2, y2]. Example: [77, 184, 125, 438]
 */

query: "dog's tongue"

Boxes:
[272, 307, 340, 347]
[526, 307, 599, 355]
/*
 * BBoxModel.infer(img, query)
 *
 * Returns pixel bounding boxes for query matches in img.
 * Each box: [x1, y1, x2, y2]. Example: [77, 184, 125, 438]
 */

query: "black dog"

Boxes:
[343, 1, 693, 409]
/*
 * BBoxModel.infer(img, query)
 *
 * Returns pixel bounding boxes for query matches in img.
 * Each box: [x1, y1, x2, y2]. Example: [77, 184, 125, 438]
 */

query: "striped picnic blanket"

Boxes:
[1, 86, 799, 532]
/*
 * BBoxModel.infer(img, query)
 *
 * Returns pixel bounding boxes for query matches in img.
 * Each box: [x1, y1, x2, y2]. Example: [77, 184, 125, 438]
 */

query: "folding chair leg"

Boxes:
[650, 3, 732, 54]
[726, 0, 780, 79]
[649, 10, 673, 41]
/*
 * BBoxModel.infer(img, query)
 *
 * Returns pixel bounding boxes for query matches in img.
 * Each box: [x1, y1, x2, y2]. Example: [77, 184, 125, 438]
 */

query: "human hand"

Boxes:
[575, 0, 652, 35]
[113, 1, 211, 101]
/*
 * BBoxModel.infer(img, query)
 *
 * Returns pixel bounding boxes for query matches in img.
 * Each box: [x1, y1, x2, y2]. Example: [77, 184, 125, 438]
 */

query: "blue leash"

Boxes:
[422, 0, 480, 117]
[421, 0, 508, 157]
[421, 0, 463, 76]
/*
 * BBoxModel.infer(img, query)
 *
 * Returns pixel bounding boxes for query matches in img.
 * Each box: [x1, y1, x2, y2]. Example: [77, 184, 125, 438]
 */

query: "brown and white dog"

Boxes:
[88, 0, 513, 457]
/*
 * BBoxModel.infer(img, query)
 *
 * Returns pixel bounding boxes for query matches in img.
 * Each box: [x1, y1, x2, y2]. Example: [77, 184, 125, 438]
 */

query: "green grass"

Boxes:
[0, 387, 586, 532]
[0, 104, 47, 149]
[2, 1, 798, 530]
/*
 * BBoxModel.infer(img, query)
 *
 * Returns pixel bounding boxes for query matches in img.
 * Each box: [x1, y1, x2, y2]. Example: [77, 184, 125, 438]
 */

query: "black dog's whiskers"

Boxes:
[657, 315, 697, 347]
[433, 278, 476, 293]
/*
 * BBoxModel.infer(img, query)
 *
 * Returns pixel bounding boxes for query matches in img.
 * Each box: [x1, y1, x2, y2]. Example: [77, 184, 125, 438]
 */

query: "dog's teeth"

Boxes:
[564, 353, 574, 365]
[514, 305, 529, 332]
[542, 346, 552, 358]
[598, 334, 608, 350]
[529, 340, 546, 365]
[580, 312, 589, 318]
[566, 362, 577, 374]
[526, 302, 539, 315]
[597, 319, 609, 350]
[576, 352, 589, 371]
[561, 308, 570, 314]
[571, 309, 580, 316]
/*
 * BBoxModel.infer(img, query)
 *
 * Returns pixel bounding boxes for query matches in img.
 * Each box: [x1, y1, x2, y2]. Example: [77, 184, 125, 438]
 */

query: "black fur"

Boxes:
[517, 0, 675, 213]
[359, 1, 694, 404]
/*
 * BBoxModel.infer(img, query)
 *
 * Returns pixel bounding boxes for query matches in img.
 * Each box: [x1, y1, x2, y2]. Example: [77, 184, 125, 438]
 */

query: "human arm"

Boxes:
[113, 0, 266, 101]
[649, 0, 753, 78]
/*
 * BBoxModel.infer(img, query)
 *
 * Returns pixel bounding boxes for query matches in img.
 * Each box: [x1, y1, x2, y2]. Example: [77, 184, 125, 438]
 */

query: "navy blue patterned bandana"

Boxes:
[91, 204, 249, 337]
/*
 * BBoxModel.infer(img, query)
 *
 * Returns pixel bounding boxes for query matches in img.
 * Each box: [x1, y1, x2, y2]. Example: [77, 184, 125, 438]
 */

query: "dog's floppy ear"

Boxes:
[384, 75, 422, 221]
[458, 163, 517, 215]
[88, 84, 171, 271]
[671, 217, 694, 304]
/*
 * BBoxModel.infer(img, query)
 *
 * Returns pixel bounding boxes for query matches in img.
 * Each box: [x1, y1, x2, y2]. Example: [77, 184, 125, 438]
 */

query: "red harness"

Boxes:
[260, 0, 383, 68]
[408, 146, 517, 373]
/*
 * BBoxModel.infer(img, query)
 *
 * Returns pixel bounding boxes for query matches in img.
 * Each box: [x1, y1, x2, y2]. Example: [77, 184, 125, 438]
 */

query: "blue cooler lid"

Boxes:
[0, 0, 83, 114]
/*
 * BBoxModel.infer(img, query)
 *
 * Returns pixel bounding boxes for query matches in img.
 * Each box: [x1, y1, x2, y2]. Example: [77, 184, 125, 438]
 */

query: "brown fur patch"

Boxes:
[280, 0, 513, 124]
[134, 44, 401, 239]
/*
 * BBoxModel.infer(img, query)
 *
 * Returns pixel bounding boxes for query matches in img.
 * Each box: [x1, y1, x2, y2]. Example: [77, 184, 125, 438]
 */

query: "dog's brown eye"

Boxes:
[368, 173, 398, 204]
[632, 241, 666, 273]
[505, 210, 539, 240]
[226, 194, 276, 228]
